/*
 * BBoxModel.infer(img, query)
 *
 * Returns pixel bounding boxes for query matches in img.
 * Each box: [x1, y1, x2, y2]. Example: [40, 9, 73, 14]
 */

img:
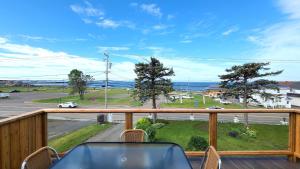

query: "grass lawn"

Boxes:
[161, 94, 246, 109]
[33, 88, 141, 106]
[155, 120, 288, 151]
[49, 123, 112, 152]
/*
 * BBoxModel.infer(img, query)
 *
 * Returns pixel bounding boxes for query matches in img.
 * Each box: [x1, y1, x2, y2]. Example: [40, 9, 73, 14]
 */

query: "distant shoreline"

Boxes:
[0, 80, 219, 91]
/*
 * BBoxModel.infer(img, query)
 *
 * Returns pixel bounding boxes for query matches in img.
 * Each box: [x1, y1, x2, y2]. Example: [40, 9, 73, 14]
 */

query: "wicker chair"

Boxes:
[21, 146, 60, 169]
[200, 146, 221, 169]
[120, 129, 147, 142]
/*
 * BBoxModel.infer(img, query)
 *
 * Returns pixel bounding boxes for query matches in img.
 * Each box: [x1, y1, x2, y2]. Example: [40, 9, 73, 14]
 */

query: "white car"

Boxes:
[58, 102, 78, 108]
[220, 100, 232, 105]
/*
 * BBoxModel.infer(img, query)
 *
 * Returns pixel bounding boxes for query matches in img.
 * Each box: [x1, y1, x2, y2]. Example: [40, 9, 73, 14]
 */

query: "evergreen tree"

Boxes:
[133, 57, 174, 122]
[219, 62, 283, 126]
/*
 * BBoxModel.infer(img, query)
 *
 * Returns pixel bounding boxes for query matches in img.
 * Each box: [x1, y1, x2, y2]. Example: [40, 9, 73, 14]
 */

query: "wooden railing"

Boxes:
[0, 108, 300, 169]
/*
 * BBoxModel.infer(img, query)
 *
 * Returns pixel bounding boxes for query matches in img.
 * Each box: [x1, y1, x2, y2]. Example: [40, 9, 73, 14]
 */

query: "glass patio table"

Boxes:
[50, 142, 193, 169]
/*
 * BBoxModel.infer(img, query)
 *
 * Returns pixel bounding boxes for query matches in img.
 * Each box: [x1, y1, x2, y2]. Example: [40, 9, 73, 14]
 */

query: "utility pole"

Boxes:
[104, 52, 109, 109]
[103, 52, 112, 122]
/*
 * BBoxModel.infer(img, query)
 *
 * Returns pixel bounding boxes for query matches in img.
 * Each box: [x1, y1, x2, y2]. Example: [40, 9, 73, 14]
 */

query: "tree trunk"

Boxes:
[152, 94, 157, 123]
[243, 85, 249, 127]
[79, 91, 84, 100]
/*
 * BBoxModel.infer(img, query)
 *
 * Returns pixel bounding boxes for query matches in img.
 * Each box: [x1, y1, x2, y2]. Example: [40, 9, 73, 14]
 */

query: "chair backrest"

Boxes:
[120, 129, 146, 142]
[201, 146, 221, 169]
[21, 146, 60, 169]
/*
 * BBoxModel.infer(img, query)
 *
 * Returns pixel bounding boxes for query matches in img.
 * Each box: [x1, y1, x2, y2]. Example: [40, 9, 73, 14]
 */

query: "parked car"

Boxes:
[206, 106, 224, 109]
[9, 89, 20, 93]
[58, 102, 78, 108]
[220, 100, 232, 104]
[0, 93, 9, 99]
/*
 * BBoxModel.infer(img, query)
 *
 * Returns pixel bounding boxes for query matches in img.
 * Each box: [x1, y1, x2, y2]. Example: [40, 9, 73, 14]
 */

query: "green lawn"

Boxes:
[161, 94, 245, 109]
[49, 123, 112, 152]
[33, 88, 141, 106]
[155, 120, 288, 151]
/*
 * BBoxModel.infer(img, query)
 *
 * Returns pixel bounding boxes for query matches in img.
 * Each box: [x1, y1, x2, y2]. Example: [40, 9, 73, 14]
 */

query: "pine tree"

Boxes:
[219, 62, 283, 126]
[133, 57, 174, 122]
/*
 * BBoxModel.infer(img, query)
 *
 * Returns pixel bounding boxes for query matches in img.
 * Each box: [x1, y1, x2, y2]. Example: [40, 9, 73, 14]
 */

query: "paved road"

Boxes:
[0, 92, 291, 125]
[0, 92, 66, 117]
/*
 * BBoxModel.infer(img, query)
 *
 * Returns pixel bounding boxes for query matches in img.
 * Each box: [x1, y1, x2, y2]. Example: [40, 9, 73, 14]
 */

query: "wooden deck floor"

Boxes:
[189, 157, 300, 169]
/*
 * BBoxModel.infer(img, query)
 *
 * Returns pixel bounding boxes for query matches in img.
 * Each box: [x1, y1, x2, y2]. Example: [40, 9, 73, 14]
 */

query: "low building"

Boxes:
[287, 93, 300, 107]
[202, 90, 223, 98]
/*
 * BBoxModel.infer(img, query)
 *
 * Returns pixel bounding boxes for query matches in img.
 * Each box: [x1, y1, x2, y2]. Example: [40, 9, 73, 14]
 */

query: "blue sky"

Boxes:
[0, 0, 300, 81]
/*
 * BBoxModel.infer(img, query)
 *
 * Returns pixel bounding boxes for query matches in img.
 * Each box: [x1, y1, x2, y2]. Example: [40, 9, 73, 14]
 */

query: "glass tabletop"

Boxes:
[50, 142, 192, 169]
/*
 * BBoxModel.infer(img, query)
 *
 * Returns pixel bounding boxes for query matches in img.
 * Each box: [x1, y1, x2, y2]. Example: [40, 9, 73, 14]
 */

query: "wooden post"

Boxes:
[294, 113, 300, 161]
[209, 112, 217, 149]
[288, 112, 296, 161]
[125, 113, 133, 130]
[42, 112, 48, 146]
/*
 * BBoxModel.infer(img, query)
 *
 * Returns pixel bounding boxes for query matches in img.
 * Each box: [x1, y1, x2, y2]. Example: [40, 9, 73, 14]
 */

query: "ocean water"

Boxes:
[22, 80, 218, 91]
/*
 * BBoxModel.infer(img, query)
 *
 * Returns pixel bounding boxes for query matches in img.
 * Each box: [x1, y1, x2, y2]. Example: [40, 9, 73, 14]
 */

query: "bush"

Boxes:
[135, 117, 157, 141]
[135, 118, 152, 130]
[145, 126, 156, 142]
[228, 131, 239, 138]
[241, 127, 257, 138]
[187, 136, 208, 151]
[229, 126, 257, 139]
[152, 123, 165, 129]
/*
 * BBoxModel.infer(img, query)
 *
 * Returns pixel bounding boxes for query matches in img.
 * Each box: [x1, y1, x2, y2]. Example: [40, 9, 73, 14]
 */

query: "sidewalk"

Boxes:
[87, 123, 124, 142]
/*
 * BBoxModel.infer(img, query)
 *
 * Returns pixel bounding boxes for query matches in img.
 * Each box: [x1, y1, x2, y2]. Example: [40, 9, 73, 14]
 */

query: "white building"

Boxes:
[287, 93, 300, 107]
[240, 87, 300, 109]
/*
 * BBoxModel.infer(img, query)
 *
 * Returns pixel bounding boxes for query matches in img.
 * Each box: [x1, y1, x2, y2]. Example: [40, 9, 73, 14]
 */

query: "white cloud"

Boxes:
[0, 37, 7, 43]
[222, 26, 239, 36]
[109, 53, 228, 82]
[277, 0, 300, 19]
[18, 34, 58, 42]
[96, 19, 135, 29]
[82, 18, 93, 24]
[180, 40, 192, 43]
[140, 4, 162, 18]
[70, 1, 104, 17]
[246, 36, 259, 44]
[96, 19, 120, 28]
[153, 24, 168, 30]
[0, 37, 135, 80]
[159, 56, 225, 82]
[98, 46, 130, 52]
[71, 1, 135, 30]
[179, 33, 206, 43]
[167, 14, 175, 20]
[245, 1, 300, 81]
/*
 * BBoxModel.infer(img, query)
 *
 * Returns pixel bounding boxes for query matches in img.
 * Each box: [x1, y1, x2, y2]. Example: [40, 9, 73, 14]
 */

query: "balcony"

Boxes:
[0, 108, 300, 169]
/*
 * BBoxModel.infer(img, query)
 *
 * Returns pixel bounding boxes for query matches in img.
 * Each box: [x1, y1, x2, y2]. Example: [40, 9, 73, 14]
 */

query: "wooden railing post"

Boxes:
[42, 112, 48, 146]
[125, 113, 133, 130]
[209, 112, 217, 149]
[293, 112, 300, 161]
[288, 112, 296, 161]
